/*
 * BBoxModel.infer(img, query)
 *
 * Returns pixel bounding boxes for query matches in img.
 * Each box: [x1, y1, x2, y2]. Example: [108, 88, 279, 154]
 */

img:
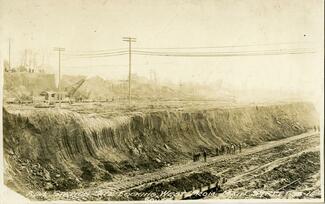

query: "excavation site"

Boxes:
[3, 95, 321, 201]
[1, 1, 323, 202]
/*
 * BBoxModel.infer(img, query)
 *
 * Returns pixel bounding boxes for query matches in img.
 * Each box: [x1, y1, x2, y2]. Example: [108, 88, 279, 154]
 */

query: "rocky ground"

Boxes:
[211, 149, 320, 199]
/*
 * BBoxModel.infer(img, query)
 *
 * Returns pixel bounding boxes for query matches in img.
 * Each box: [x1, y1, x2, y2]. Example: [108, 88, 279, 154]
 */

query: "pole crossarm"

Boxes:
[122, 37, 136, 42]
[54, 47, 66, 51]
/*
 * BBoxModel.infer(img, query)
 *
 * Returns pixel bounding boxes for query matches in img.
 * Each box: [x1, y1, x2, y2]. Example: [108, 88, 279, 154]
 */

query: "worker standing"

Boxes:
[203, 150, 207, 162]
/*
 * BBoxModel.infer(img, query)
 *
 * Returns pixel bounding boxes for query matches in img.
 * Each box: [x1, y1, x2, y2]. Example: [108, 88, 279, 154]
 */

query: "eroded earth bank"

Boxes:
[3, 102, 321, 200]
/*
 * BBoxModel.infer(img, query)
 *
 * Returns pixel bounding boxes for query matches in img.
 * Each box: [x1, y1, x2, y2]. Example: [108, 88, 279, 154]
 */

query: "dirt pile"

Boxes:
[3, 102, 319, 196]
[4, 73, 224, 101]
[61, 75, 214, 101]
[3, 72, 56, 100]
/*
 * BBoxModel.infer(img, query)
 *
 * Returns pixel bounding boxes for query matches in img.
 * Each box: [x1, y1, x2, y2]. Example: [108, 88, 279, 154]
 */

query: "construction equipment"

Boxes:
[34, 78, 86, 108]
[64, 78, 86, 98]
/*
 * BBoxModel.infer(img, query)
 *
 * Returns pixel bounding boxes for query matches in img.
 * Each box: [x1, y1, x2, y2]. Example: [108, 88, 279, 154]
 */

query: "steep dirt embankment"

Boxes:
[3, 103, 318, 195]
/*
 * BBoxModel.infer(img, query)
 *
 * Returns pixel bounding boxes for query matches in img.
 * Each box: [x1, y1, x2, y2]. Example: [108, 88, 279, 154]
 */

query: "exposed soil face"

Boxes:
[16, 132, 320, 201]
[3, 102, 320, 200]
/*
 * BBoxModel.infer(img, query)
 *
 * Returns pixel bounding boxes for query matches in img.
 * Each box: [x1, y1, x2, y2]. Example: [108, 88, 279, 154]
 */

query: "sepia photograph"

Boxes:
[0, 0, 324, 203]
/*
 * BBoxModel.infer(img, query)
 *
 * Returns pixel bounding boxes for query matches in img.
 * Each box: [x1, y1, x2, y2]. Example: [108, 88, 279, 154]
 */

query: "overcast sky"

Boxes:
[0, 0, 323, 105]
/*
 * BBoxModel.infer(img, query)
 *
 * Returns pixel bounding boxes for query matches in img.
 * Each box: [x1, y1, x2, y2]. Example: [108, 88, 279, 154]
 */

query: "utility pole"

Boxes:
[53, 47, 65, 107]
[122, 37, 136, 105]
[8, 39, 11, 70]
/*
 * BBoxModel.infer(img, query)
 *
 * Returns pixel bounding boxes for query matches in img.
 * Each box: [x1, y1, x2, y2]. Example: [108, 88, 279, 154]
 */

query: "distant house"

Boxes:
[37, 91, 68, 103]
[40, 91, 57, 101]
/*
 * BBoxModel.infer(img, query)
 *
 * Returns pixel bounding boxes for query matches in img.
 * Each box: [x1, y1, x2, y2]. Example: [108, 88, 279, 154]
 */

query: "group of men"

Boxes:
[192, 143, 244, 162]
[215, 143, 243, 156]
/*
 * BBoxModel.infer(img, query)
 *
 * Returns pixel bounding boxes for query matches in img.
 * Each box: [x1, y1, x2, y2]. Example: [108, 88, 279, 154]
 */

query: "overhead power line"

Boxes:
[62, 48, 316, 59]
[64, 50, 128, 57]
[64, 48, 128, 55]
[133, 48, 313, 54]
[64, 61, 175, 69]
[131, 48, 316, 57]
[62, 51, 129, 60]
[61, 41, 317, 56]
[59, 41, 317, 61]
[133, 41, 317, 50]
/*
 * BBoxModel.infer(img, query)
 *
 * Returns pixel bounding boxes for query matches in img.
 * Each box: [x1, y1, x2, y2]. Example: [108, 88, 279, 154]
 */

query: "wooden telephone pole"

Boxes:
[53, 47, 65, 107]
[8, 39, 11, 70]
[122, 37, 136, 105]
